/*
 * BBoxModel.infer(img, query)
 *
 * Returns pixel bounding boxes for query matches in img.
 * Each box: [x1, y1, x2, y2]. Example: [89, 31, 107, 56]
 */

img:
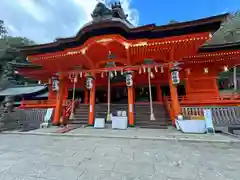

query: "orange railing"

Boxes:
[20, 99, 72, 108]
[166, 92, 240, 106]
[62, 99, 79, 121]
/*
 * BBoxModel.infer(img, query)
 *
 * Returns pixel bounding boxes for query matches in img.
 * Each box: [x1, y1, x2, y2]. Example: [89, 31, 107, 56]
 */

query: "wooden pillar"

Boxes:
[84, 88, 89, 104]
[88, 79, 96, 125]
[53, 74, 64, 125]
[133, 86, 136, 102]
[156, 83, 162, 102]
[128, 86, 134, 126]
[169, 65, 181, 126]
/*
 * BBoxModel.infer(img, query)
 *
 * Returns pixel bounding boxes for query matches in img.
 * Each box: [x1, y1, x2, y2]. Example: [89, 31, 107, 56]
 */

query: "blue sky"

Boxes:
[133, 0, 239, 26]
[1, 0, 239, 43]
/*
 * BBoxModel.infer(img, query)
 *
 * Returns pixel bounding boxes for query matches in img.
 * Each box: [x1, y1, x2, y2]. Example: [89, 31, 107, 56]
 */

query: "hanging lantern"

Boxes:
[85, 76, 93, 90]
[171, 65, 180, 85]
[125, 72, 133, 87]
[101, 72, 104, 78]
[224, 65, 228, 72]
[171, 70, 180, 85]
[154, 66, 158, 73]
[80, 72, 83, 78]
[204, 68, 209, 74]
[52, 77, 59, 91]
[160, 66, 164, 73]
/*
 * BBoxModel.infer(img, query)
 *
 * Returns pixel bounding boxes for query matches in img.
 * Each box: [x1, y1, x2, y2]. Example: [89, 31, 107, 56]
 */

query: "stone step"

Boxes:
[138, 125, 168, 129]
[68, 120, 88, 125]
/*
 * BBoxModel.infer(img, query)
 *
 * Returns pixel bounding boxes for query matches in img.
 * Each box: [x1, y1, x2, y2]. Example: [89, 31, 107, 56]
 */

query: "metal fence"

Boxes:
[181, 106, 240, 126]
[0, 109, 48, 131]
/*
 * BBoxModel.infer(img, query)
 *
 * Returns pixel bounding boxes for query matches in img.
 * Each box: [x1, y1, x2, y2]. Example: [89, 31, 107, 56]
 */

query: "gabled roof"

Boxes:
[200, 12, 240, 52]
[8, 62, 42, 69]
[19, 13, 229, 56]
[0, 85, 47, 96]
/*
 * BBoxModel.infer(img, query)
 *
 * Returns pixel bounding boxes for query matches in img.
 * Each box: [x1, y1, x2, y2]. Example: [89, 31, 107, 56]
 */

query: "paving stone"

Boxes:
[78, 170, 122, 180]
[114, 161, 155, 174]
[39, 165, 84, 180]
[0, 134, 239, 180]
[6, 161, 48, 178]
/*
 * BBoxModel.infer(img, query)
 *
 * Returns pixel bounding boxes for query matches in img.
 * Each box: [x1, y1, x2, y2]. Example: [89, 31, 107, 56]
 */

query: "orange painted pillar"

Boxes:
[168, 65, 181, 127]
[128, 86, 134, 126]
[84, 88, 89, 104]
[156, 84, 162, 102]
[53, 74, 64, 125]
[133, 86, 136, 102]
[88, 79, 96, 125]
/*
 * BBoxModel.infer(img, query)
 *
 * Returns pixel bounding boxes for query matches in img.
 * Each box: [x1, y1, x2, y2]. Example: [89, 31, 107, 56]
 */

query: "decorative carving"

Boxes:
[91, 2, 128, 22]
[3, 96, 14, 113]
[91, 2, 112, 21]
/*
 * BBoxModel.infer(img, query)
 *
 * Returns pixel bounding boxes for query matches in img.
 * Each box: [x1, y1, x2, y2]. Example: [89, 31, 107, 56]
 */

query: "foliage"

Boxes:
[0, 20, 7, 37]
[0, 21, 37, 86]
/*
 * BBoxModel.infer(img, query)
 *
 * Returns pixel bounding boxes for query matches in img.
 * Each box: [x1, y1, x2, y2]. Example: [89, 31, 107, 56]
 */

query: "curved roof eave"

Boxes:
[19, 13, 229, 55]
[199, 41, 240, 52]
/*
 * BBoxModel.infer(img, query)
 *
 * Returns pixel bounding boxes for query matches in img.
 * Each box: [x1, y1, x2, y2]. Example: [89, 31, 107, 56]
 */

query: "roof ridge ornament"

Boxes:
[91, 1, 128, 22]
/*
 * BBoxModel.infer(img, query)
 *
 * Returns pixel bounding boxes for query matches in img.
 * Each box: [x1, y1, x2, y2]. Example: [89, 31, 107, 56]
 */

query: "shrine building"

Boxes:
[13, 2, 240, 128]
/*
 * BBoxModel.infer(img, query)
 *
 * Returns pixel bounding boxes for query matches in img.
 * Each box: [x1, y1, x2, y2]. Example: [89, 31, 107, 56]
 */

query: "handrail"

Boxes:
[62, 99, 79, 123]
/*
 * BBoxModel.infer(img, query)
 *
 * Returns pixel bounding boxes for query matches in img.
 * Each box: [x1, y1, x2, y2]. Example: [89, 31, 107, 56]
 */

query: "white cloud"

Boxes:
[0, 0, 139, 44]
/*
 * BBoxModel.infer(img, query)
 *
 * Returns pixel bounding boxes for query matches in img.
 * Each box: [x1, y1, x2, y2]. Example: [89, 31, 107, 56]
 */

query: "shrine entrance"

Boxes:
[111, 86, 128, 104]
[135, 86, 157, 102]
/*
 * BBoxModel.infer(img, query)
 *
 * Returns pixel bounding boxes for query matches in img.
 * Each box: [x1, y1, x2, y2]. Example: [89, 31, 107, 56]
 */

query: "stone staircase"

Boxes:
[68, 103, 169, 129]
[134, 103, 169, 129]
[68, 104, 89, 125]
[95, 104, 128, 118]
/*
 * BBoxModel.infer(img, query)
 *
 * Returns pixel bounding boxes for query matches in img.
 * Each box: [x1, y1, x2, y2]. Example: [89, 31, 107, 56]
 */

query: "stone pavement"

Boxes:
[0, 133, 239, 180]
[3, 126, 240, 143]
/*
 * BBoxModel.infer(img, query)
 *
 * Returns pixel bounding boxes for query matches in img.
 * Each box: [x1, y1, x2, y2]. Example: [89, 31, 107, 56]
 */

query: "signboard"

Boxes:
[203, 109, 215, 134]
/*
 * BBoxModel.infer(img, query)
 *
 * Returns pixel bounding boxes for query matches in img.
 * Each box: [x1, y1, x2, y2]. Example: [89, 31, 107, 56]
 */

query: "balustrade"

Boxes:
[20, 99, 72, 108]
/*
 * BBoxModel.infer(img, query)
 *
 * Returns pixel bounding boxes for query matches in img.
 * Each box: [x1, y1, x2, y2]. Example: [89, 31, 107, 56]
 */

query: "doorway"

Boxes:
[135, 86, 157, 102]
[111, 86, 128, 104]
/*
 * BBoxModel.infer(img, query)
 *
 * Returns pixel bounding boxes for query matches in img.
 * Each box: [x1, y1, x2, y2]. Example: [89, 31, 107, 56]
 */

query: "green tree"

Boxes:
[0, 20, 7, 37]
[0, 21, 37, 87]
